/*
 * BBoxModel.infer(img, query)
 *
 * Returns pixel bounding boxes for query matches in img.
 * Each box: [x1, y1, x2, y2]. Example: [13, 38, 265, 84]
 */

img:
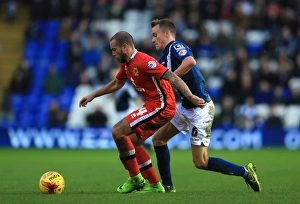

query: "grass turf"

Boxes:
[0, 148, 299, 204]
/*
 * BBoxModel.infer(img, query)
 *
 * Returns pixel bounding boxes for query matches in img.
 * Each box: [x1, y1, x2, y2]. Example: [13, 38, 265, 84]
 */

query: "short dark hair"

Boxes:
[110, 31, 135, 47]
[151, 18, 176, 36]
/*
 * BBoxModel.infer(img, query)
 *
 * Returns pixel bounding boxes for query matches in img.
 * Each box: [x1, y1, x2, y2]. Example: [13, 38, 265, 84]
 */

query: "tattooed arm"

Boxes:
[162, 70, 205, 107]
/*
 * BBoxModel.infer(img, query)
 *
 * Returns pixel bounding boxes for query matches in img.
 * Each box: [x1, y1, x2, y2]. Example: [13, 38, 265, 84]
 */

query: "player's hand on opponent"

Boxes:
[79, 94, 94, 107]
[191, 95, 206, 108]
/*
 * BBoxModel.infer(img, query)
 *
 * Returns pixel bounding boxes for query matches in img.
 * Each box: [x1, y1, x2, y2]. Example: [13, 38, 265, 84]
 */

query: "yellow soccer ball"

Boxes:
[39, 171, 65, 194]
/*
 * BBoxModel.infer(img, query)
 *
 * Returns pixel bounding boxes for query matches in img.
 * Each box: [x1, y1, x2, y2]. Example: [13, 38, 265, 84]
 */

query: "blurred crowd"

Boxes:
[1, 0, 300, 130]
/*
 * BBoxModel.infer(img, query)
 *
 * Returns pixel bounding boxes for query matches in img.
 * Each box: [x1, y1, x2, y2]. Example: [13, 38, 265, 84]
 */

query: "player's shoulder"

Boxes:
[135, 51, 159, 68]
[136, 51, 154, 61]
[170, 41, 189, 50]
[170, 41, 190, 56]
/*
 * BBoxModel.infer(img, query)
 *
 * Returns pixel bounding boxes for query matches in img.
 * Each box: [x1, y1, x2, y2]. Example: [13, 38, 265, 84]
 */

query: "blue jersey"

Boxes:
[159, 41, 211, 109]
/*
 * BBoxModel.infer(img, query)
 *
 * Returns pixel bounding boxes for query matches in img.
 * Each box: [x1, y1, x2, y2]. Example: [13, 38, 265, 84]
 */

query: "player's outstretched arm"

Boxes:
[173, 56, 196, 77]
[162, 70, 206, 108]
[79, 78, 126, 107]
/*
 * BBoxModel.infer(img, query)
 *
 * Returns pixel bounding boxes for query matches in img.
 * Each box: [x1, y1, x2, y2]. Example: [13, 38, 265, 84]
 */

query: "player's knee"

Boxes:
[152, 135, 167, 146]
[111, 126, 119, 140]
[193, 160, 208, 169]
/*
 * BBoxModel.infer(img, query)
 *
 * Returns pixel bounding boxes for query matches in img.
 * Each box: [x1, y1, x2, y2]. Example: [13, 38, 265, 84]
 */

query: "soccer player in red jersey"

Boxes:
[79, 31, 206, 193]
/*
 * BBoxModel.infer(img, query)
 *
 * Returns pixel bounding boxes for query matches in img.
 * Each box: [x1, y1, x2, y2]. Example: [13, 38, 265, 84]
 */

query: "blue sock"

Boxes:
[207, 157, 246, 177]
[154, 144, 173, 186]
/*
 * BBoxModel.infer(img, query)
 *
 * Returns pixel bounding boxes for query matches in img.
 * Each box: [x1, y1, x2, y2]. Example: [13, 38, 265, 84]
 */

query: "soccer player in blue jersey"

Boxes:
[148, 19, 261, 193]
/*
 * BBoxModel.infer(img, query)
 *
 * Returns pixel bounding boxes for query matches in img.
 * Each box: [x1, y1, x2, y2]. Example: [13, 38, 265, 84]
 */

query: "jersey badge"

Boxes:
[148, 61, 157, 68]
[133, 67, 139, 76]
[179, 49, 187, 56]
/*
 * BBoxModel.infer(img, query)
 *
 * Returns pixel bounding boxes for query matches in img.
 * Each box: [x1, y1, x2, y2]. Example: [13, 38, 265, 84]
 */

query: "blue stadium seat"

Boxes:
[24, 94, 40, 112]
[10, 94, 24, 113]
[17, 110, 34, 128]
[246, 43, 263, 57]
[208, 88, 222, 102]
[25, 40, 39, 49]
[34, 111, 49, 127]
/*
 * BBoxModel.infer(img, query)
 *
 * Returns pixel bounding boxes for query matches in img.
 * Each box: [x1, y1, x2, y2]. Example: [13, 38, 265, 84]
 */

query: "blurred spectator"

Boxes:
[30, 0, 48, 21]
[6, 0, 17, 23]
[125, 0, 147, 10]
[86, 105, 108, 127]
[77, 19, 90, 48]
[48, 0, 64, 19]
[9, 59, 33, 95]
[79, 72, 91, 85]
[67, 41, 82, 65]
[58, 16, 74, 40]
[78, 0, 95, 21]
[263, 35, 278, 59]
[264, 1, 282, 32]
[249, 3, 265, 30]
[277, 54, 292, 87]
[277, 25, 297, 57]
[186, 6, 201, 30]
[271, 85, 289, 105]
[256, 56, 279, 86]
[93, 0, 110, 20]
[25, 22, 43, 40]
[220, 0, 234, 20]
[230, 1, 251, 30]
[254, 80, 273, 104]
[64, 62, 82, 87]
[81, 34, 102, 68]
[199, 0, 221, 20]
[109, 0, 126, 19]
[66, 0, 81, 21]
[237, 65, 255, 104]
[264, 104, 283, 128]
[234, 48, 249, 74]
[292, 52, 300, 77]
[48, 100, 68, 127]
[288, 81, 300, 105]
[0, 88, 14, 126]
[229, 26, 247, 50]
[169, 9, 187, 40]
[197, 26, 214, 58]
[214, 95, 236, 129]
[214, 24, 232, 54]
[44, 65, 63, 95]
[221, 67, 240, 97]
[237, 96, 257, 129]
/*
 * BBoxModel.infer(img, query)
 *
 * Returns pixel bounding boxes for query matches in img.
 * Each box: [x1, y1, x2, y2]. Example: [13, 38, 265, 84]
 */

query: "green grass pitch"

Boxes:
[0, 148, 299, 204]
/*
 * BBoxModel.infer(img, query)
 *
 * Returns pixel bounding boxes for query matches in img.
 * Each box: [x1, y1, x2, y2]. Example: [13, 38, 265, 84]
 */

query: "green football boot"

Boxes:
[136, 181, 165, 193]
[163, 185, 176, 193]
[244, 163, 262, 192]
[117, 173, 146, 193]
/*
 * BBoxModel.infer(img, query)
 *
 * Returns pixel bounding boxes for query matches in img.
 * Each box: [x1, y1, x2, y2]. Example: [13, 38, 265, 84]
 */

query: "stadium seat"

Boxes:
[283, 105, 300, 128]
[255, 104, 270, 119]
[17, 110, 34, 128]
[24, 94, 39, 111]
[10, 94, 24, 113]
[34, 111, 49, 127]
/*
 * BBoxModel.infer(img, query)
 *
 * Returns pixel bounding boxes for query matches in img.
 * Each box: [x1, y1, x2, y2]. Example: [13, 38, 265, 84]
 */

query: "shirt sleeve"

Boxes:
[116, 64, 127, 80]
[141, 55, 169, 79]
[171, 42, 193, 61]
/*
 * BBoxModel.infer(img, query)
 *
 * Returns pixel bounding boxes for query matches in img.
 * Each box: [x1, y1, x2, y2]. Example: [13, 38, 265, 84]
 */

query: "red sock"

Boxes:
[135, 146, 159, 184]
[115, 136, 140, 177]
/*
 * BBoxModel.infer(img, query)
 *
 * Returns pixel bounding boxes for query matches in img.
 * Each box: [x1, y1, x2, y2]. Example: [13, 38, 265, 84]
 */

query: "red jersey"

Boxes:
[116, 50, 176, 139]
[116, 50, 176, 107]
